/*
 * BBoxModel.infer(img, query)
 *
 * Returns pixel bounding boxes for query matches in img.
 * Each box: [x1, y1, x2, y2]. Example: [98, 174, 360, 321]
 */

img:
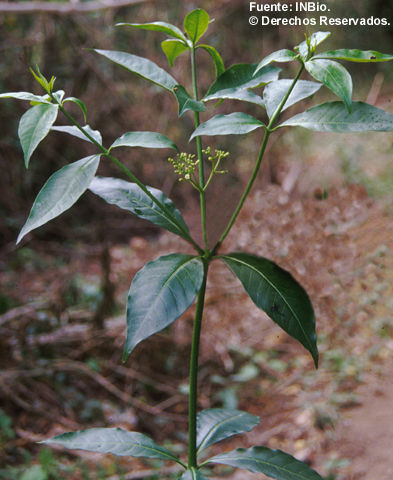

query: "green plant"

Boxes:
[2, 8, 393, 479]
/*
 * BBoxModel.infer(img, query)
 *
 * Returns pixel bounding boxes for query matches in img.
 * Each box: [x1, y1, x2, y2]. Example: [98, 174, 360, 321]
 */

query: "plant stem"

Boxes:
[49, 93, 203, 255]
[213, 63, 305, 254]
[188, 260, 208, 468]
[191, 46, 208, 252]
[213, 128, 271, 254]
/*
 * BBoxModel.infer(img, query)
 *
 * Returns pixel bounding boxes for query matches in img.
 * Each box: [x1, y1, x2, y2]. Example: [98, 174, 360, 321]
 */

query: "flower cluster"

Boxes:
[203, 146, 229, 173]
[168, 152, 199, 182]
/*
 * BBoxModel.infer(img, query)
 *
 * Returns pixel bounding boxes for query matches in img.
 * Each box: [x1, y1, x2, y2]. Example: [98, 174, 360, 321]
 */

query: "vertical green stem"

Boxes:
[213, 128, 270, 253]
[191, 46, 208, 251]
[188, 261, 208, 468]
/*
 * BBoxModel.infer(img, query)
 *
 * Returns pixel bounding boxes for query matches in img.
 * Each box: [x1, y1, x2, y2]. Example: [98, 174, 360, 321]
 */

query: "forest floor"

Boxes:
[1, 181, 393, 480]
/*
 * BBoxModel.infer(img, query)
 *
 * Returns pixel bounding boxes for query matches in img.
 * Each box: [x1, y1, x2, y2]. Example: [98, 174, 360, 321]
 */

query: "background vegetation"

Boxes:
[0, 1, 392, 479]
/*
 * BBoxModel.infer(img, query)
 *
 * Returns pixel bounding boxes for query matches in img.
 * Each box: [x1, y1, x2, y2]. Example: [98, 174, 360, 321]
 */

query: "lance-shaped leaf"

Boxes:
[94, 49, 177, 91]
[184, 8, 209, 44]
[110, 131, 177, 151]
[197, 409, 260, 454]
[254, 49, 297, 75]
[298, 31, 331, 60]
[51, 125, 102, 145]
[204, 64, 280, 106]
[204, 88, 265, 107]
[208, 446, 323, 480]
[314, 49, 393, 63]
[190, 112, 264, 140]
[280, 101, 393, 132]
[264, 79, 322, 119]
[18, 103, 59, 167]
[173, 85, 206, 116]
[180, 468, 209, 480]
[197, 44, 225, 78]
[116, 21, 187, 43]
[124, 254, 204, 359]
[41, 428, 182, 464]
[221, 253, 318, 367]
[89, 177, 189, 239]
[162, 39, 189, 67]
[0, 91, 51, 103]
[17, 155, 100, 244]
[305, 59, 352, 111]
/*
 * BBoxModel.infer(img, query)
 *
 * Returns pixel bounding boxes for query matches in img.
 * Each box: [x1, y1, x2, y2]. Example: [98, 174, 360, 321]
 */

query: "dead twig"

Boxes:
[0, 301, 49, 327]
[0, 360, 187, 422]
[0, 0, 146, 14]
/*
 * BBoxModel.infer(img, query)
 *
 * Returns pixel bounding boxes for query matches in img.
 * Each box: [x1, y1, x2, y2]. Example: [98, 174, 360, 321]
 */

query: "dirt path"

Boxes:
[336, 368, 393, 480]
[331, 213, 393, 480]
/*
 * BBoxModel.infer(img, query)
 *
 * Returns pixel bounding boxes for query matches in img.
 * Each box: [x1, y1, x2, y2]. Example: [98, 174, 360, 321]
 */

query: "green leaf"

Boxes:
[116, 21, 187, 43]
[264, 79, 322, 119]
[190, 112, 264, 140]
[52, 90, 65, 104]
[124, 254, 204, 359]
[208, 446, 323, 480]
[30, 65, 52, 91]
[221, 253, 318, 367]
[305, 59, 352, 111]
[205, 63, 281, 97]
[94, 49, 177, 91]
[110, 131, 177, 151]
[184, 8, 209, 44]
[17, 155, 100, 244]
[197, 409, 260, 454]
[254, 49, 297, 75]
[18, 103, 59, 167]
[197, 44, 225, 78]
[162, 39, 189, 67]
[180, 468, 209, 480]
[41, 427, 182, 464]
[298, 31, 331, 60]
[173, 85, 206, 116]
[0, 91, 51, 104]
[280, 101, 393, 132]
[88, 177, 189, 239]
[204, 87, 265, 107]
[51, 125, 102, 145]
[203, 63, 280, 106]
[63, 97, 87, 123]
[314, 49, 393, 62]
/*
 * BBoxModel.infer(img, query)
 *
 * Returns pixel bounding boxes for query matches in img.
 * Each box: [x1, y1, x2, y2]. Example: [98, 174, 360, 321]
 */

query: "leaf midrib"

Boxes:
[63, 438, 178, 462]
[23, 104, 58, 160]
[284, 102, 393, 129]
[197, 412, 248, 454]
[222, 255, 313, 354]
[111, 132, 174, 150]
[21, 156, 99, 238]
[96, 50, 176, 91]
[130, 256, 200, 346]
[211, 452, 319, 480]
[124, 186, 187, 234]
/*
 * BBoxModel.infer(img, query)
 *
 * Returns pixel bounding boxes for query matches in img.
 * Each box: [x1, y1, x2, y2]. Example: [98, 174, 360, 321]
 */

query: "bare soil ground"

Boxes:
[335, 368, 393, 480]
[1, 183, 393, 479]
[326, 214, 393, 480]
